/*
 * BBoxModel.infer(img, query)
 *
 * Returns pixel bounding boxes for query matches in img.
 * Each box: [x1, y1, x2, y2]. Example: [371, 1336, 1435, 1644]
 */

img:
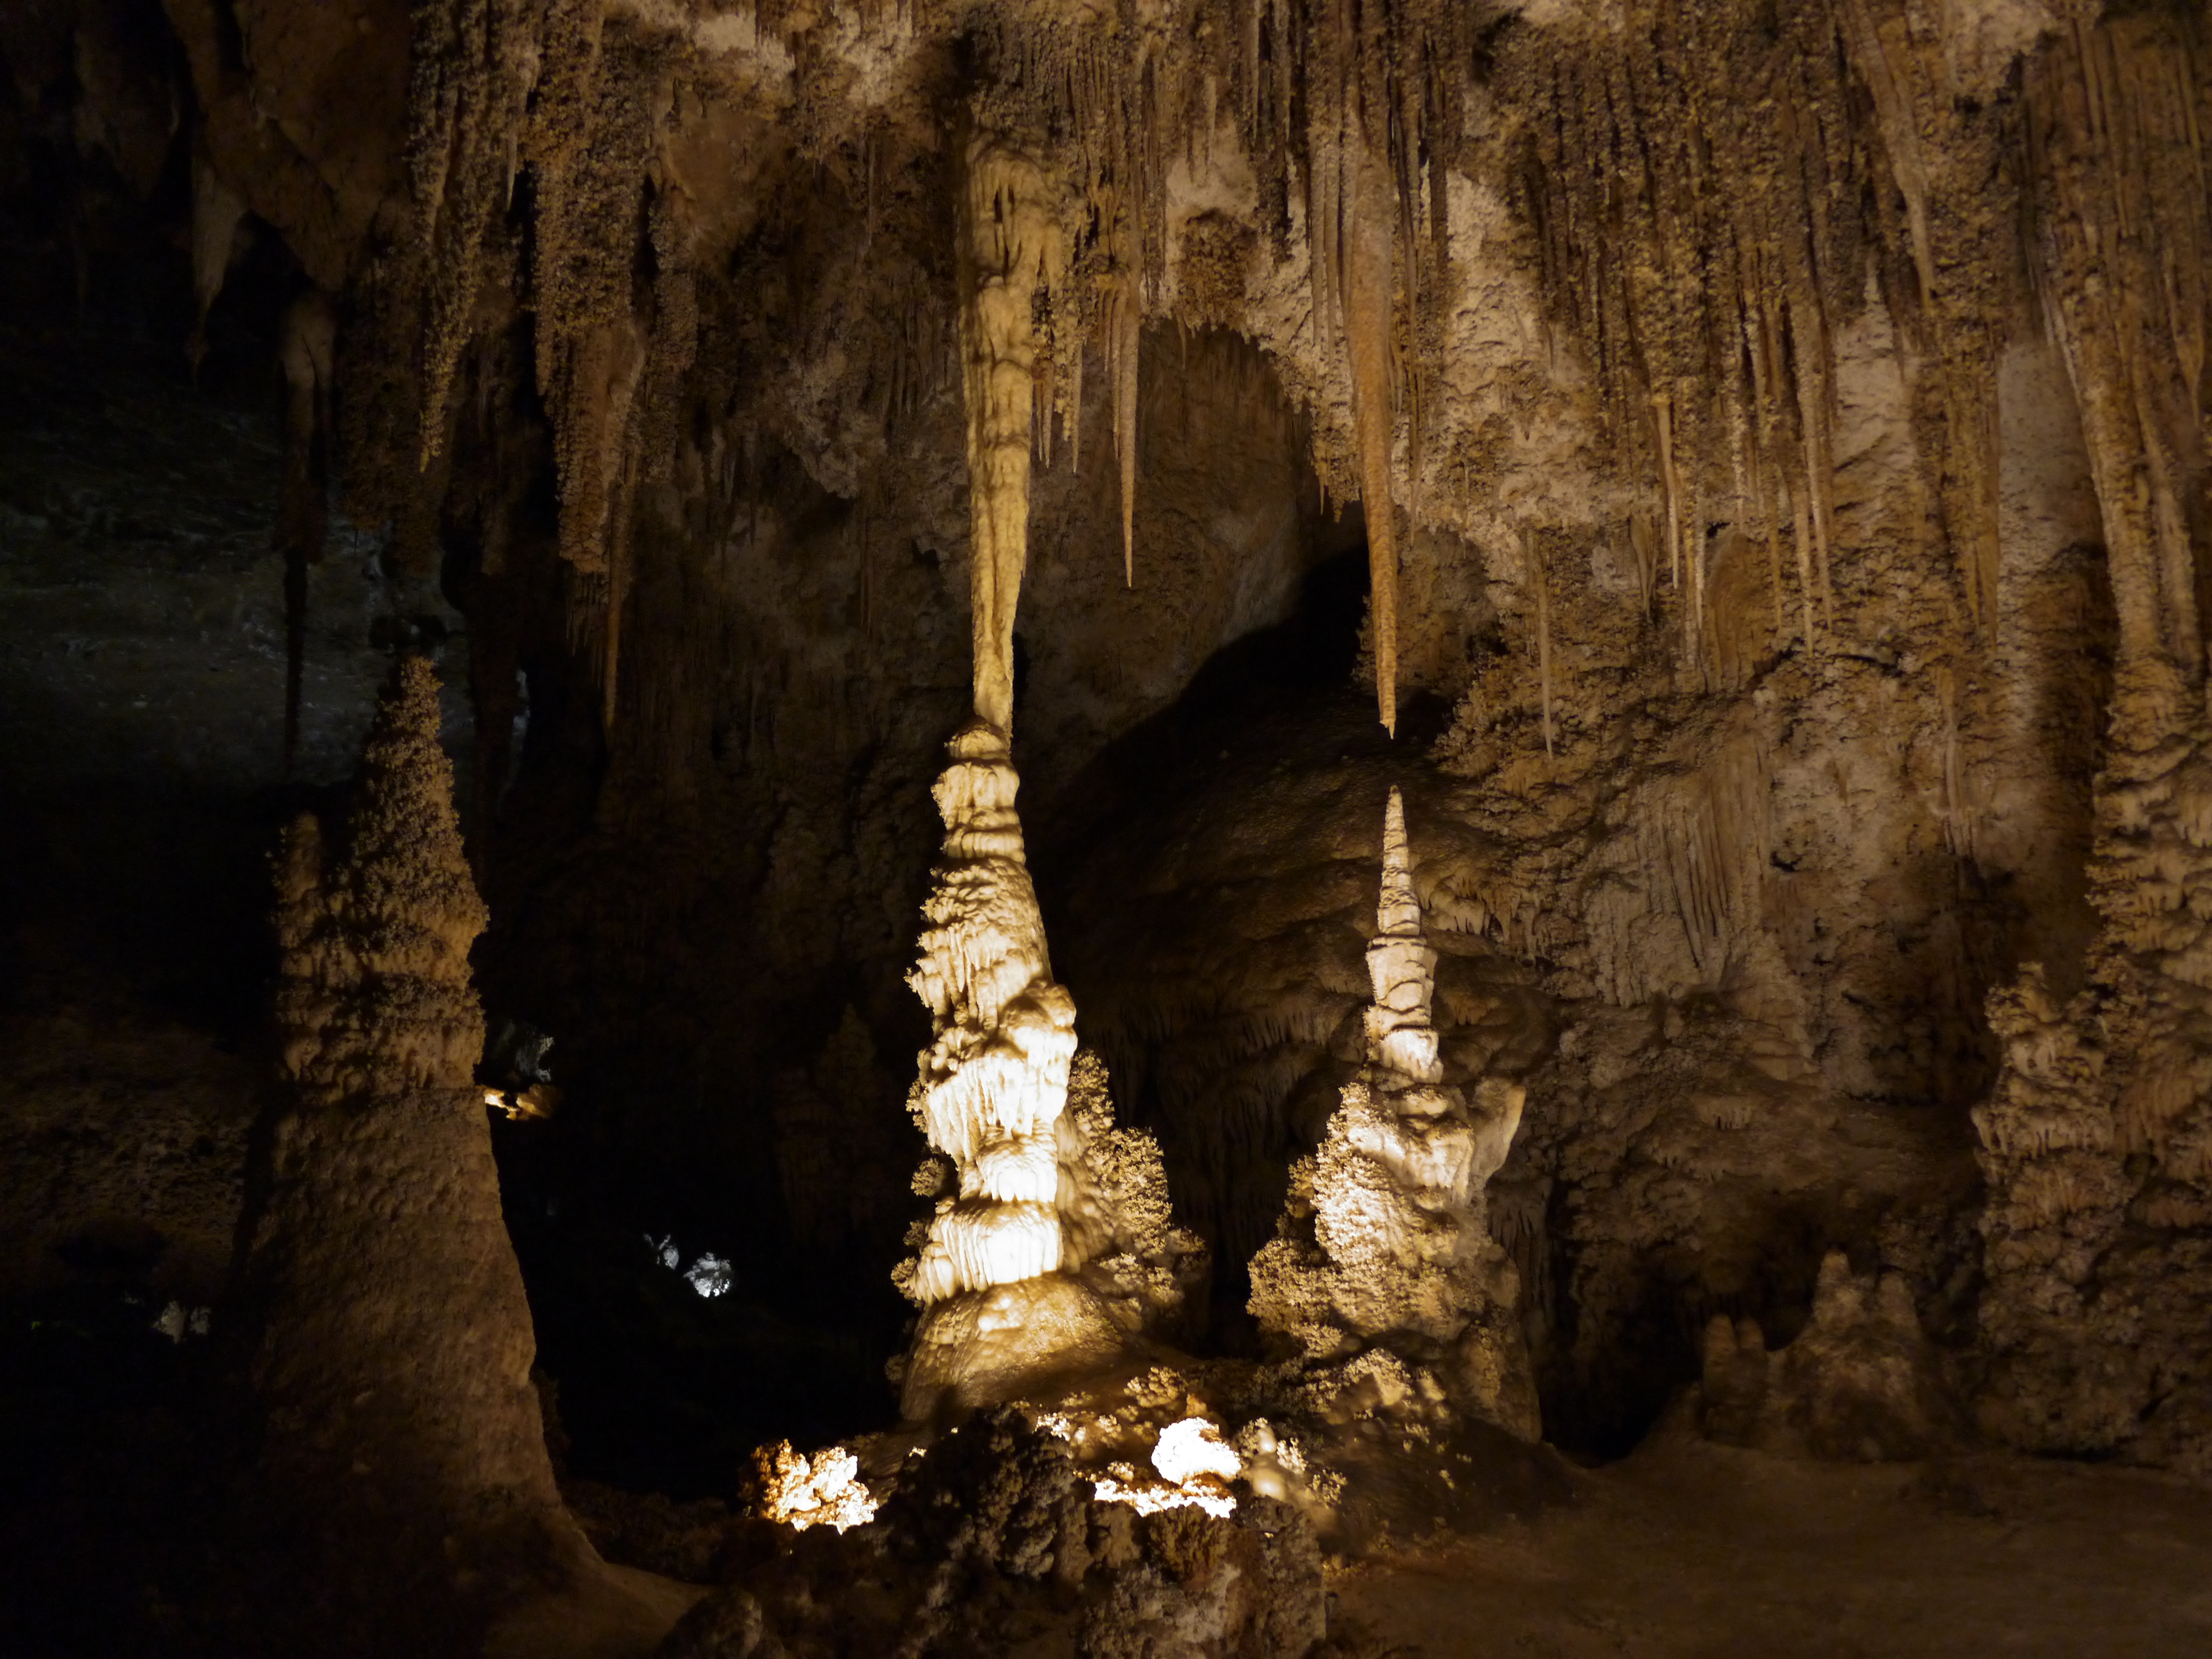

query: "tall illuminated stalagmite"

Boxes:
[895, 129, 1127, 1424]
[1250, 789, 1537, 1437]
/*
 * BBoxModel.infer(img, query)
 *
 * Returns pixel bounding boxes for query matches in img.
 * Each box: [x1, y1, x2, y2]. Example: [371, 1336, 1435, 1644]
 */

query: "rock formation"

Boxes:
[895, 719, 1132, 1424]
[231, 658, 691, 1657]
[1697, 1251, 1964, 1463]
[1055, 1050, 1211, 1341]
[891, 94, 1209, 1430]
[1250, 788, 1536, 1439]
[662, 1411, 1324, 1659]
[13, 0, 2212, 1645]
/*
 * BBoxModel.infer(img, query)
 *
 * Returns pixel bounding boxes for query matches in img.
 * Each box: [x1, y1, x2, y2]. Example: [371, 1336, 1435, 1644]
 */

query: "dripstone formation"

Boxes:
[896, 719, 1133, 1423]
[1249, 788, 1536, 1438]
[232, 659, 692, 1657]
[7, 0, 2212, 1653]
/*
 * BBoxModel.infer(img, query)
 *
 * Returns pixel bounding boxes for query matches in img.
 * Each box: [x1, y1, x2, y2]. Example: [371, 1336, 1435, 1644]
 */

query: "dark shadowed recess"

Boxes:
[1035, 536, 1461, 1344]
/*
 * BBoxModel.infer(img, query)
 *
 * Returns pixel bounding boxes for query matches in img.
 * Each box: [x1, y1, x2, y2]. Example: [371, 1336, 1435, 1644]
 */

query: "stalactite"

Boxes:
[1112, 270, 1140, 588]
[1506, 0, 1986, 660]
[185, 145, 246, 376]
[596, 190, 700, 732]
[1528, 528, 1553, 759]
[2027, 11, 2210, 733]
[1342, 124, 1400, 736]
[958, 131, 1057, 733]
[1653, 393, 1681, 593]
[1838, 0, 2011, 641]
[530, 33, 653, 588]
[408, 0, 561, 463]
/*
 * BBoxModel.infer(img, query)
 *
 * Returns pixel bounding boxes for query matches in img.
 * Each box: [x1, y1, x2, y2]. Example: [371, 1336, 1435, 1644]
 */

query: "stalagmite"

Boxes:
[232, 660, 695, 1655]
[1697, 1252, 1963, 1461]
[895, 721, 1129, 1423]
[1249, 789, 1537, 1438]
[248, 660, 552, 1540]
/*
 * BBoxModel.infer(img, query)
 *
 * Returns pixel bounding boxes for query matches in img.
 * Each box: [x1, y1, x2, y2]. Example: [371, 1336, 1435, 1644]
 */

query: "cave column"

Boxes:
[890, 126, 1129, 1425]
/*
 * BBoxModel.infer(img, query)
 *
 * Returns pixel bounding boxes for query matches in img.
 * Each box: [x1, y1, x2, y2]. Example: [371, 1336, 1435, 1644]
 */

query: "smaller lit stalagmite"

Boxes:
[1250, 787, 1537, 1437]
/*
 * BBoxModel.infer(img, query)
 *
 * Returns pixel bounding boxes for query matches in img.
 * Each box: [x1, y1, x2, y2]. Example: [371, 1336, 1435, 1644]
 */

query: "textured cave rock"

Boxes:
[6, 0, 2212, 1650]
[225, 659, 693, 1657]
[656, 1410, 1325, 1659]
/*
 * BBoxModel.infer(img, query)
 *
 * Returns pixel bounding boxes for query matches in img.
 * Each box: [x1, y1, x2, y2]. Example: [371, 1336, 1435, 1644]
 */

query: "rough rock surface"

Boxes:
[226, 658, 691, 1656]
[656, 1410, 1326, 1659]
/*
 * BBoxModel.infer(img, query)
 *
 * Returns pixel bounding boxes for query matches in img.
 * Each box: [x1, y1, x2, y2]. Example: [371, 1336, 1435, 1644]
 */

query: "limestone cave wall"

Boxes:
[3, 0, 2210, 1579]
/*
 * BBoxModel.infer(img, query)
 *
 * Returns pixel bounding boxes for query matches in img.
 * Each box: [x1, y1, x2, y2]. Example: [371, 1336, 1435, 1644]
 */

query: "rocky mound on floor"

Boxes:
[655, 1411, 1328, 1659]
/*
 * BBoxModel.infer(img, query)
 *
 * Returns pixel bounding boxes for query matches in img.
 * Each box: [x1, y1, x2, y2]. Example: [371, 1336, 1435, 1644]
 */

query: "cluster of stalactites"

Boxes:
[905, 721, 1081, 1303]
[2024, 11, 2212, 744]
[405, 1, 695, 726]
[1505, 3, 2212, 685]
[397, 3, 1501, 737]
[1506, 3, 1863, 669]
[954, 0, 1489, 735]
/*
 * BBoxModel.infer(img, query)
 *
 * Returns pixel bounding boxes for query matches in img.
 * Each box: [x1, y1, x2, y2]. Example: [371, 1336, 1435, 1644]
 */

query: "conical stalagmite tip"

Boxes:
[1378, 786, 1421, 938]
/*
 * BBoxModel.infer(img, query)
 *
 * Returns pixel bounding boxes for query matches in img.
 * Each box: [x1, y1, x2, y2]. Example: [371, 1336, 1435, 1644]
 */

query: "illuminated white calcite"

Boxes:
[1249, 787, 1537, 1437]
[897, 721, 1126, 1421]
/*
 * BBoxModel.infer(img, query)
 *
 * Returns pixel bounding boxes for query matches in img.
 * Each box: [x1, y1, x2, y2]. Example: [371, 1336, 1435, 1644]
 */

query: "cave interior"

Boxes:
[5, 1, 2212, 1655]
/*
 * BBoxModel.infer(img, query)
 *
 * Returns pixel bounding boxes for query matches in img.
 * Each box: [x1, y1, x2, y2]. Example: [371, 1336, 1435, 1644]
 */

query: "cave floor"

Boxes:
[1331, 1438, 2212, 1657]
